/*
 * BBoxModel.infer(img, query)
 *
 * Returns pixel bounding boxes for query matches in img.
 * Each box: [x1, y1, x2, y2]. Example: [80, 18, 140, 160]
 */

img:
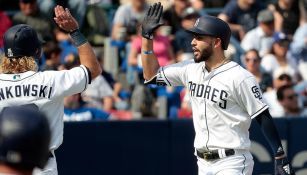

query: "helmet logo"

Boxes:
[194, 18, 200, 27]
[6, 151, 21, 163]
[7, 48, 13, 57]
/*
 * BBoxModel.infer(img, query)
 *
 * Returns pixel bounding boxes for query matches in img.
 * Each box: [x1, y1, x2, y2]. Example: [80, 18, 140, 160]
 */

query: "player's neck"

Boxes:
[0, 164, 32, 175]
[205, 57, 229, 72]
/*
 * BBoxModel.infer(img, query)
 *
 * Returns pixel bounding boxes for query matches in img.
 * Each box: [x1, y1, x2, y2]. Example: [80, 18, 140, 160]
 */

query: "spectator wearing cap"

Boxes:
[13, 0, 55, 41]
[218, 0, 265, 41]
[241, 9, 275, 57]
[173, 7, 200, 61]
[263, 71, 293, 117]
[277, 84, 307, 117]
[261, 32, 299, 81]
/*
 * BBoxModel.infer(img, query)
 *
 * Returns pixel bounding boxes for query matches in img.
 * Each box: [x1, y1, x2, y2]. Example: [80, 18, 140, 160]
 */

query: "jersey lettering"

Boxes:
[0, 84, 53, 101]
[188, 81, 228, 109]
[219, 90, 228, 109]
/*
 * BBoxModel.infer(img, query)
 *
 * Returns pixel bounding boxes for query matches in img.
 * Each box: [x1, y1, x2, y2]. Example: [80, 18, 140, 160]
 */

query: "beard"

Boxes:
[193, 46, 213, 63]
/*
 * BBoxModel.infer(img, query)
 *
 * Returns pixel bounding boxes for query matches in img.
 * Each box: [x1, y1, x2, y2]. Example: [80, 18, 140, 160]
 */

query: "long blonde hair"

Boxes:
[0, 56, 38, 74]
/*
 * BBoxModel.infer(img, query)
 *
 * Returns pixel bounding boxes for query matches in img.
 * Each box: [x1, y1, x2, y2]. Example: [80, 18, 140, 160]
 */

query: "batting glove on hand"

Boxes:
[141, 2, 163, 40]
[275, 157, 295, 175]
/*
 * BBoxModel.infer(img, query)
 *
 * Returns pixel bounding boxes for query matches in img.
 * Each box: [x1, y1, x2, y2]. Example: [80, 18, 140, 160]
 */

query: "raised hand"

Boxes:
[54, 5, 78, 32]
[141, 2, 163, 39]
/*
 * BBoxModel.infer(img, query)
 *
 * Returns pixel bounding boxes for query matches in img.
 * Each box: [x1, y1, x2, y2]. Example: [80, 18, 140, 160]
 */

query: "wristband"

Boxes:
[70, 29, 87, 47]
[143, 50, 153, 55]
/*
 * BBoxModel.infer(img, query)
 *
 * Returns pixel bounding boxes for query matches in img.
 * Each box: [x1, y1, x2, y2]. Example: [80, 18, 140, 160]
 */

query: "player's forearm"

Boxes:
[69, 29, 102, 78]
[141, 38, 160, 80]
[77, 42, 102, 79]
[255, 109, 285, 159]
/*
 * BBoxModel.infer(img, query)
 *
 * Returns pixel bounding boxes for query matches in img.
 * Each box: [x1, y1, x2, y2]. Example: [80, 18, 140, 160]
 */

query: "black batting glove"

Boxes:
[141, 2, 163, 40]
[275, 156, 295, 175]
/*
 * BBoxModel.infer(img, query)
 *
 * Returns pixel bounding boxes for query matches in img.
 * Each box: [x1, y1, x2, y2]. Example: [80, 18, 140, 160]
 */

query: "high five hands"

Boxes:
[141, 2, 164, 39]
[54, 5, 78, 32]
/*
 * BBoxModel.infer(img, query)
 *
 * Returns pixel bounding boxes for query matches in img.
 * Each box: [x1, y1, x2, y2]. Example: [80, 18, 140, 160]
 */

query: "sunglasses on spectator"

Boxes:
[285, 93, 298, 100]
[245, 57, 259, 62]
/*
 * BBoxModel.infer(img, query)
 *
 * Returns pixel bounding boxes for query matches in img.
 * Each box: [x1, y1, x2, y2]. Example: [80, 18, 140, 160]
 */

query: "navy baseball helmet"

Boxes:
[186, 15, 231, 50]
[3, 24, 43, 59]
[0, 104, 50, 170]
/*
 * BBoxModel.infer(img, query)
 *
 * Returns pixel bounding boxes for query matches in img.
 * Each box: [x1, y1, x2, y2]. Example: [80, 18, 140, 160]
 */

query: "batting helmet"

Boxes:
[0, 104, 50, 170]
[3, 24, 43, 59]
[186, 15, 231, 50]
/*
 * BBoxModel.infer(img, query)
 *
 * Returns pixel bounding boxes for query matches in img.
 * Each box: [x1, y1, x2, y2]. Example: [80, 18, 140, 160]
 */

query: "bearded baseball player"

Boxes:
[0, 5, 101, 175]
[141, 2, 295, 175]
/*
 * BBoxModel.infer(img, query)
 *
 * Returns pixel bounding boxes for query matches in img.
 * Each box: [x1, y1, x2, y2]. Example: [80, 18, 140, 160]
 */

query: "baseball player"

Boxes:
[0, 5, 101, 175]
[0, 104, 51, 175]
[141, 2, 295, 175]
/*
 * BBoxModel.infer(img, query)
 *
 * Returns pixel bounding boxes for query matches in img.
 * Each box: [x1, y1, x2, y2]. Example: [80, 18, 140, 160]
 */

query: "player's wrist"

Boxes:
[69, 29, 87, 47]
[275, 154, 286, 160]
[274, 148, 286, 160]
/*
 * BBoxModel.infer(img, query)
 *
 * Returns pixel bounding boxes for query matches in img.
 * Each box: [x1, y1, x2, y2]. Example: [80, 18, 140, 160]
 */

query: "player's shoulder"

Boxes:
[165, 59, 195, 69]
[226, 61, 254, 80]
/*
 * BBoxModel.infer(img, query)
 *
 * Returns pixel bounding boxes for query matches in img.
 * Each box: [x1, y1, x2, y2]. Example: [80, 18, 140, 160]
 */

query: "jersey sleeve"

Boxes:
[235, 76, 269, 119]
[145, 60, 192, 86]
[48, 65, 91, 98]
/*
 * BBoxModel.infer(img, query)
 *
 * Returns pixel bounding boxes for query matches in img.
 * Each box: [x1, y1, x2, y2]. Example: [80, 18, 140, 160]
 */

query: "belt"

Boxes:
[196, 149, 235, 161]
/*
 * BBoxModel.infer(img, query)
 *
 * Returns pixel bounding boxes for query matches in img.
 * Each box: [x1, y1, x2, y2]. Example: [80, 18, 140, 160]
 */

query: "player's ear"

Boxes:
[213, 38, 222, 49]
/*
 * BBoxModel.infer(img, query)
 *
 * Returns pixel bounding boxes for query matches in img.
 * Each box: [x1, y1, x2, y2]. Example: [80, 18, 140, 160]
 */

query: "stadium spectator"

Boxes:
[268, 0, 302, 38]
[81, 74, 114, 112]
[243, 49, 273, 93]
[190, 0, 207, 16]
[290, 2, 307, 81]
[241, 9, 275, 57]
[64, 93, 110, 121]
[128, 25, 176, 118]
[263, 71, 293, 118]
[0, 10, 12, 50]
[261, 32, 299, 81]
[60, 52, 115, 112]
[41, 41, 62, 71]
[277, 84, 307, 117]
[162, 0, 190, 35]
[54, 27, 78, 64]
[218, 0, 264, 41]
[111, 0, 148, 41]
[37, 0, 87, 28]
[173, 7, 200, 61]
[13, 0, 54, 41]
[99, 54, 129, 111]
[128, 26, 175, 70]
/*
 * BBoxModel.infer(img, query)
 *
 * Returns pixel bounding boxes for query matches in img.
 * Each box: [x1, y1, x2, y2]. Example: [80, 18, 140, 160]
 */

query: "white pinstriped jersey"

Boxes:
[153, 60, 268, 151]
[0, 65, 90, 151]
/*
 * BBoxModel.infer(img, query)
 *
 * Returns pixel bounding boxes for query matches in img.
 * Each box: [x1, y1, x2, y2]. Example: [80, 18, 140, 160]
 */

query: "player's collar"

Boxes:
[204, 60, 237, 72]
[0, 71, 37, 81]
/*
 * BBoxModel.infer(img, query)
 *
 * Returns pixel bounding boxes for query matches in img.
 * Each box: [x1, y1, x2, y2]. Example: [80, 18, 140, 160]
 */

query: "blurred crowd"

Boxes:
[0, 0, 306, 121]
